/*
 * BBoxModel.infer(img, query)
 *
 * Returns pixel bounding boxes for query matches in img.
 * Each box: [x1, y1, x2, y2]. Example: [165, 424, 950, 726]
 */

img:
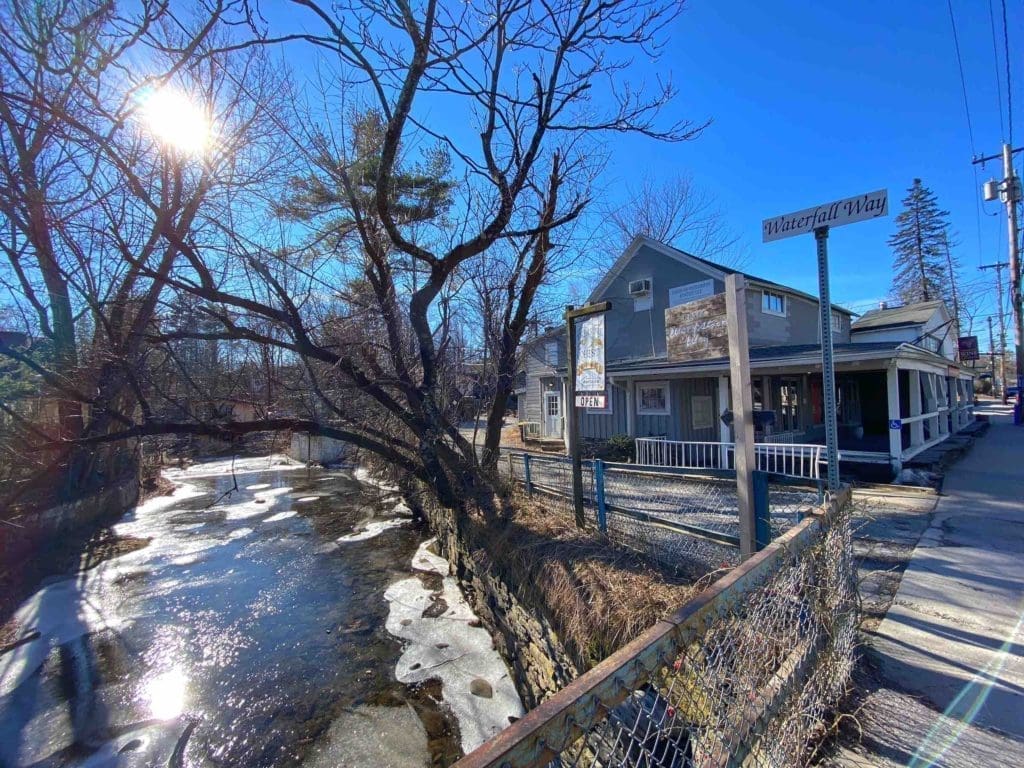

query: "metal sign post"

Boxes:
[815, 227, 840, 491]
[565, 301, 611, 528]
[763, 189, 889, 491]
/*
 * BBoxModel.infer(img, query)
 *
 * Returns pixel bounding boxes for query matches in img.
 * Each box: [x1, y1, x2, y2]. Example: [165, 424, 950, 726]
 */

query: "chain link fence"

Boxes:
[501, 452, 822, 575]
[455, 488, 857, 768]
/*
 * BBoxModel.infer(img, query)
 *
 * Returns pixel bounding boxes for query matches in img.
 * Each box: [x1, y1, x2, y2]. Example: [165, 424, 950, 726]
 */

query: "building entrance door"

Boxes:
[543, 391, 562, 437]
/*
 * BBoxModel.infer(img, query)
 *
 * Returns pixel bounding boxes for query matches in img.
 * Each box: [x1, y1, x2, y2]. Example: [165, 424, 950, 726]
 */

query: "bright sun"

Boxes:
[140, 88, 211, 155]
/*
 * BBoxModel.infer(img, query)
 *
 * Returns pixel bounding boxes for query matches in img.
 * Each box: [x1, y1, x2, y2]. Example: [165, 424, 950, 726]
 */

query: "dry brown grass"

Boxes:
[465, 492, 696, 669]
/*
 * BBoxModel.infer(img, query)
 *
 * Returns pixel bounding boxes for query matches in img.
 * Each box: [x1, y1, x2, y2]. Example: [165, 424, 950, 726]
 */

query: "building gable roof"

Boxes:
[851, 300, 947, 331]
[586, 235, 855, 315]
[586, 235, 727, 303]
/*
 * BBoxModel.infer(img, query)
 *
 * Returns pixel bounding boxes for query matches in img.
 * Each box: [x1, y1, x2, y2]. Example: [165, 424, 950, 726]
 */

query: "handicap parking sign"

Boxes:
[888, 419, 902, 430]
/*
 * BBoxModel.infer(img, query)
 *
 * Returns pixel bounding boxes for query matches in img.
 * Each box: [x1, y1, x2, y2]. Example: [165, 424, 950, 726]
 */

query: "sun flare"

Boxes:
[144, 667, 188, 720]
[140, 88, 211, 155]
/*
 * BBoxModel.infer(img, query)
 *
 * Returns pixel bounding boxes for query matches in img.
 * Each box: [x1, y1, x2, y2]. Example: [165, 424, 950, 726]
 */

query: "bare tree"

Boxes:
[602, 171, 744, 266]
[3, 0, 702, 532]
[129, 0, 701, 526]
[0, 2, 289, 508]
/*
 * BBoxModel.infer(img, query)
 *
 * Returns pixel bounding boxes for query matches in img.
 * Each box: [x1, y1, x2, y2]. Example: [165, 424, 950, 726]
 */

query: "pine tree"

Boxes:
[888, 179, 954, 305]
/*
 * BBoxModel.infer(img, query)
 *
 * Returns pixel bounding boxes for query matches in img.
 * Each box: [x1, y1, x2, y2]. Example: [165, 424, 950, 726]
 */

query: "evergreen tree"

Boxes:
[888, 178, 955, 305]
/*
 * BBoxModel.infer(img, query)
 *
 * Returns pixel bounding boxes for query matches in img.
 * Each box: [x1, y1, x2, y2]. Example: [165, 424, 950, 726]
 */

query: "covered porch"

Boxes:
[597, 342, 975, 477]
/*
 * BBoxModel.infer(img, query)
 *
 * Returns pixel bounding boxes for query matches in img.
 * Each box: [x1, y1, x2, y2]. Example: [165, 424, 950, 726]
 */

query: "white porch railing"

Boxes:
[634, 437, 825, 481]
[759, 429, 801, 444]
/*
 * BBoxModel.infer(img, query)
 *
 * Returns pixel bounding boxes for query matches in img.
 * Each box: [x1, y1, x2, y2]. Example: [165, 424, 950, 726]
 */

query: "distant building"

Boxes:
[851, 300, 956, 359]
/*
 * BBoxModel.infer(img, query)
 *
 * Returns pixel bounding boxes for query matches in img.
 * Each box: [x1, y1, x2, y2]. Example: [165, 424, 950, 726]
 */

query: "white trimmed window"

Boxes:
[636, 381, 671, 416]
[544, 341, 558, 366]
[586, 386, 613, 415]
[761, 290, 786, 316]
[831, 310, 843, 333]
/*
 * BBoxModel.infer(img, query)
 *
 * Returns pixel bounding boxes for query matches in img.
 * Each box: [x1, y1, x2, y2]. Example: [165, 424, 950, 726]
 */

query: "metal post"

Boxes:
[814, 227, 841, 489]
[523, 453, 533, 497]
[564, 306, 585, 527]
[594, 459, 607, 533]
[1003, 144, 1024, 423]
[752, 470, 771, 550]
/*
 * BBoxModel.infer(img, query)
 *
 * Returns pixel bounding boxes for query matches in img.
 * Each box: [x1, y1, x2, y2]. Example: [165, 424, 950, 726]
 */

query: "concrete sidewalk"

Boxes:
[832, 403, 1024, 767]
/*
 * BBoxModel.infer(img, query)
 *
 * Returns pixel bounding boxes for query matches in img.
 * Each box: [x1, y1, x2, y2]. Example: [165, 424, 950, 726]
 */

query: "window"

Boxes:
[544, 341, 558, 366]
[636, 381, 670, 416]
[586, 386, 613, 415]
[762, 290, 786, 316]
[831, 310, 843, 333]
[779, 378, 800, 432]
[691, 395, 714, 430]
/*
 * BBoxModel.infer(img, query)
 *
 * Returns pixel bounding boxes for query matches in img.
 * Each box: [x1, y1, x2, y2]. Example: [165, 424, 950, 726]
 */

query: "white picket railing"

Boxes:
[634, 437, 825, 481]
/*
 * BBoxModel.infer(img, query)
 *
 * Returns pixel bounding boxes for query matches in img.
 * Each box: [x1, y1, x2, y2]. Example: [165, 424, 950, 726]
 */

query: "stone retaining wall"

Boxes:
[0, 475, 140, 569]
[421, 502, 580, 710]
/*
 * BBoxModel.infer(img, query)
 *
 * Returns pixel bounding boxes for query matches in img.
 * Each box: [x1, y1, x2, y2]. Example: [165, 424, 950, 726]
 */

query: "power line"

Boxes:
[1001, 0, 1013, 145]
[947, 0, 977, 152]
[989, 0, 1007, 139]
[947, 0, 988, 266]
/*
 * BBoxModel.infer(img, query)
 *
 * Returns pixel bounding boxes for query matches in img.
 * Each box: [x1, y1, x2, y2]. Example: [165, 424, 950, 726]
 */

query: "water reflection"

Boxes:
[0, 458, 454, 767]
[144, 667, 188, 720]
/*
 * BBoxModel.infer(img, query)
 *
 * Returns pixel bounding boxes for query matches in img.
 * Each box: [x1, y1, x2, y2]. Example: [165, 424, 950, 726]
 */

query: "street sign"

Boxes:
[575, 394, 606, 409]
[575, 314, 605, 392]
[957, 335, 980, 361]
[762, 189, 888, 243]
[764, 186, 890, 491]
[889, 419, 902, 430]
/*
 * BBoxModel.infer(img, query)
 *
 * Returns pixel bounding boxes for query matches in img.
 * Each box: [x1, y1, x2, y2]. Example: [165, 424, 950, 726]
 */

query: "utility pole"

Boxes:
[976, 144, 1024, 423]
[980, 261, 1009, 399]
[988, 316, 998, 395]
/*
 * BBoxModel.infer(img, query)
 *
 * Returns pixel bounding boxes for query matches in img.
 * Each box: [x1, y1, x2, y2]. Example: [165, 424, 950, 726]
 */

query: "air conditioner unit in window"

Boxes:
[628, 278, 651, 296]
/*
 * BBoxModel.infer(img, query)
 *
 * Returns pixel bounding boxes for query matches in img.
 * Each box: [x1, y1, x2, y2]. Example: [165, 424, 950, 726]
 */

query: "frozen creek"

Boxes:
[0, 455, 521, 767]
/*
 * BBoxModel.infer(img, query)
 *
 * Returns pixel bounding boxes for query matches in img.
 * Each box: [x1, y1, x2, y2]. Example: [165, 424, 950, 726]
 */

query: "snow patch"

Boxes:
[0, 579, 121, 696]
[353, 467, 400, 492]
[246, 483, 272, 490]
[264, 510, 298, 523]
[163, 454, 303, 480]
[385, 538, 524, 754]
[223, 487, 292, 520]
[337, 519, 408, 543]
[303, 705, 429, 768]
[295, 495, 321, 503]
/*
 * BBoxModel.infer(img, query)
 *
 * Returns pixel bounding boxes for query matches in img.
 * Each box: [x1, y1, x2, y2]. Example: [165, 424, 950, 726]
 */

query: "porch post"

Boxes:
[560, 377, 569, 452]
[886, 363, 903, 474]
[718, 374, 731, 468]
[625, 378, 636, 437]
[936, 375, 949, 436]
[908, 369, 924, 448]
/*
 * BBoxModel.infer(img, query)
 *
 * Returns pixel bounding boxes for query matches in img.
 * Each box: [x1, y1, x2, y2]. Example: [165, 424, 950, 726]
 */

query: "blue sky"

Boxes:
[265, 0, 1016, 341]
[599, 0, 1017, 330]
